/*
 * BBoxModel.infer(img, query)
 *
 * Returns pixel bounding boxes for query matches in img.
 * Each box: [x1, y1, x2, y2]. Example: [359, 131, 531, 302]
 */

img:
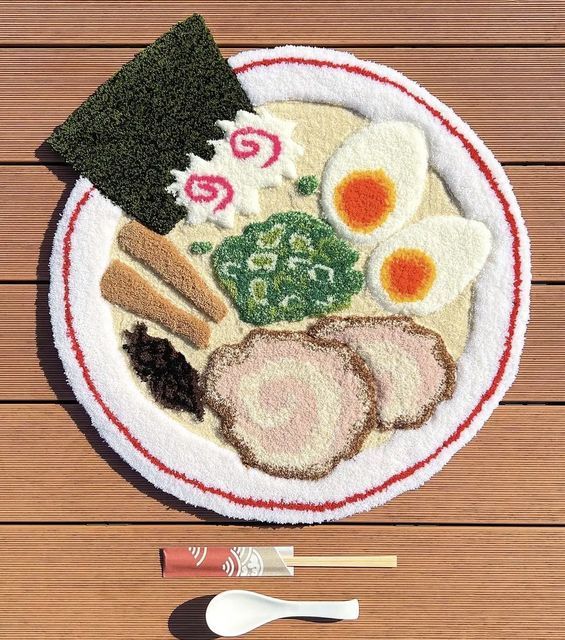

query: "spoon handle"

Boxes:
[286, 598, 359, 620]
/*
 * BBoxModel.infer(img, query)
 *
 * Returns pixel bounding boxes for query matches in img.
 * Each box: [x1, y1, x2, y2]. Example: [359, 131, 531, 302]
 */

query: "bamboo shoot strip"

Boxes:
[100, 260, 210, 349]
[118, 222, 228, 322]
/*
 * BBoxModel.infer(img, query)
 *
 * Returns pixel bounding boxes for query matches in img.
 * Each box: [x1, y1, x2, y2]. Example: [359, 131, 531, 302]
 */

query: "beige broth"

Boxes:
[110, 101, 472, 451]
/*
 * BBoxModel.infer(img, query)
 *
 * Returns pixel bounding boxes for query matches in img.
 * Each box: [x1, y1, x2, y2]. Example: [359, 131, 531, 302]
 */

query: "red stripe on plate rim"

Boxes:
[60, 57, 524, 515]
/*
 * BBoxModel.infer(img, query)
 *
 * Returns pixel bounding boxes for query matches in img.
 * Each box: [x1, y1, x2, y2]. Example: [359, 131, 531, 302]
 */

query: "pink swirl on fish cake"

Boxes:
[184, 174, 234, 212]
[229, 127, 282, 168]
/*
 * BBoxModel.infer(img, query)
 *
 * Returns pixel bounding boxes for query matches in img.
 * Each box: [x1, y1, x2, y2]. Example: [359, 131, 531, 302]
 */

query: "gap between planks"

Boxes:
[0, 524, 564, 640]
[1, 165, 564, 282]
[0, 403, 563, 524]
[1, 1, 564, 45]
[1, 47, 564, 163]
[0, 285, 563, 402]
[1, 5, 563, 639]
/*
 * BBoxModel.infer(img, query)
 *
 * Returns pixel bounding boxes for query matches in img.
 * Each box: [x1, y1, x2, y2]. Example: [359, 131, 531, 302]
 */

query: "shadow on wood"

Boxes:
[168, 595, 219, 640]
[167, 593, 340, 640]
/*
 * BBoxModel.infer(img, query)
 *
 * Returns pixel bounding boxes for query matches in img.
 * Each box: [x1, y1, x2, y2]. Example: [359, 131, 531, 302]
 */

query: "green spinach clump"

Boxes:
[212, 211, 364, 325]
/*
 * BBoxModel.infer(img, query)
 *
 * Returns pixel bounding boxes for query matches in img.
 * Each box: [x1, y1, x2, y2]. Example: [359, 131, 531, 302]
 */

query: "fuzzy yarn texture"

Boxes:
[167, 110, 303, 228]
[211, 210, 363, 325]
[367, 217, 492, 315]
[48, 47, 530, 524]
[321, 121, 428, 245]
[47, 15, 253, 234]
[123, 323, 204, 420]
[117, 221, 227, 322]
[296, 175, 319, 196]
[309, 315, 456, 430]
[202, 329, 380, 479]
[100, 260, 210, 348]
[190, 241, 214, 255]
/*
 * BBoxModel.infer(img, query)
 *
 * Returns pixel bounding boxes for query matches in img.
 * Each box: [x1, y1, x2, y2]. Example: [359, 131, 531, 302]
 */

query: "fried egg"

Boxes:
[366, 217, 492, 315]
[321, 121, 428, 245]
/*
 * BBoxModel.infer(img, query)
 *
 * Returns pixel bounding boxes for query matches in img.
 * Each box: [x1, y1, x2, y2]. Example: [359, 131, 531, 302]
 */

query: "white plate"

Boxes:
[49, 47, 530, 523]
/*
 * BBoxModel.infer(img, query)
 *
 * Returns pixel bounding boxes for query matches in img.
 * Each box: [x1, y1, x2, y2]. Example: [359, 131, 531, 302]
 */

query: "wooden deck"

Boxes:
[0, 2, 564, 638]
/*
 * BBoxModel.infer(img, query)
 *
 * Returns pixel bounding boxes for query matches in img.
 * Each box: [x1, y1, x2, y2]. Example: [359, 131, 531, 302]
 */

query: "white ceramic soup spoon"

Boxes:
[205, 589, 359, 637]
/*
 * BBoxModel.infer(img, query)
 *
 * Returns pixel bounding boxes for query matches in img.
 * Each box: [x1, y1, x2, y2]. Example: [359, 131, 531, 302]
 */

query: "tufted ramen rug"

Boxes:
[48, 14, 530, 523]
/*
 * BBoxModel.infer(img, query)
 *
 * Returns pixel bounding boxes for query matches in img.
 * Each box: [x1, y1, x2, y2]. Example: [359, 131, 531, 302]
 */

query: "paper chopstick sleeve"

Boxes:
[161, 546, 293, 577]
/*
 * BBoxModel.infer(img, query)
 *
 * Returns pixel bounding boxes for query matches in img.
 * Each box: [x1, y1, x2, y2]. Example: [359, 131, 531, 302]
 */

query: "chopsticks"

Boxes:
[280, 555, 397, 568]
[161, 546, 397, 577]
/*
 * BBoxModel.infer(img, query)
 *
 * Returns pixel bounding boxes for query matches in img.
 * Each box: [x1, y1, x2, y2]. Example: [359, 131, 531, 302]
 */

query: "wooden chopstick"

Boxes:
[280, 555, 397, 568]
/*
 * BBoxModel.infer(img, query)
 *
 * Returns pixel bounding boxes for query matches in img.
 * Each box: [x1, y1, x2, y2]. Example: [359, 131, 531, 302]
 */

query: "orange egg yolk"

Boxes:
[334, 169, 396, 233]
[380, 248, 437, 302]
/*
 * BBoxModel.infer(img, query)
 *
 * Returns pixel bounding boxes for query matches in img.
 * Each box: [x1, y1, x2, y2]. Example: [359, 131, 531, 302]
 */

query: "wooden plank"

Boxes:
[2, 164, 563, 282]
[1, 1, 564, 46]
[0, 524, 563, 639]
[0, 284, 560, 402]
[0, 403, 562, 524]
[1, 47, 564, 163]
[0, 164, 73, 282]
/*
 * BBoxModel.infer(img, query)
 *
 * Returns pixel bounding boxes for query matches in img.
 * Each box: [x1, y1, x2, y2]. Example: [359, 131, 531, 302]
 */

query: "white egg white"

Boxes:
[366, 216, 492, 315]
[321, 121, 428, 245]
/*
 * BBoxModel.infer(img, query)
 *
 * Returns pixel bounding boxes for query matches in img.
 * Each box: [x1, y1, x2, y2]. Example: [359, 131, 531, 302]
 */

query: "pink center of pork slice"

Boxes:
[325, 323, 448, 427]
[215, 336, 372, 466]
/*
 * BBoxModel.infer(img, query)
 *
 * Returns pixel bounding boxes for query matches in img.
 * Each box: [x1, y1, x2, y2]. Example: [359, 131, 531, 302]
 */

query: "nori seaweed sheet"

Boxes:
[48, 14, 253, 234]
